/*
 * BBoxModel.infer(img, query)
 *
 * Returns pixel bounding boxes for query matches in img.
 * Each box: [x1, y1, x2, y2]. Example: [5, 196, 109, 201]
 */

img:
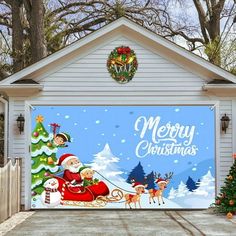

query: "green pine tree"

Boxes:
[31, 115, 59, 195]
[214, 157, 236, 217]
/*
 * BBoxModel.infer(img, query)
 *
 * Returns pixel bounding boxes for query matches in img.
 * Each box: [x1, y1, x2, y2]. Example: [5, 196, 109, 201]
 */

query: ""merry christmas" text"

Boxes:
[134, 116, 198, 158]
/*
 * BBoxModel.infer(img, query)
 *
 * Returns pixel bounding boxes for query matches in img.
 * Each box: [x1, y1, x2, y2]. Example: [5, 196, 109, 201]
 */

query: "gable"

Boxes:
[0, 17, 235, 87]
[34, 36, 207, 99]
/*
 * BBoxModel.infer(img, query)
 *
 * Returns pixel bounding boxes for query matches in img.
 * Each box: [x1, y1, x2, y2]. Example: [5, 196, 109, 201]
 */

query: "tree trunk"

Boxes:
[193, 0, 225, 66]
[11, 0, 24, 72]
[24, 0, 47, 64]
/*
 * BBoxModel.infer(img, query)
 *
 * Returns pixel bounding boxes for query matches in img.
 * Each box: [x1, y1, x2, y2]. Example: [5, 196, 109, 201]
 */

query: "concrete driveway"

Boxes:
[2, 210, 236, 236]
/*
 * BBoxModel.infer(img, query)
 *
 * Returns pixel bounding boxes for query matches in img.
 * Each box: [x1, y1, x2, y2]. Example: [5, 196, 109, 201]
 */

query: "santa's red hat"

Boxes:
[155, 178, 167, 184]
[56, 153, 78, 166]
[131, 181, 145, 189]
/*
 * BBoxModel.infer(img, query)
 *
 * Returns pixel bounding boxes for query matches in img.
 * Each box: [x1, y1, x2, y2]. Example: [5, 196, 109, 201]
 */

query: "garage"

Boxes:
[0, 17, 235, 210]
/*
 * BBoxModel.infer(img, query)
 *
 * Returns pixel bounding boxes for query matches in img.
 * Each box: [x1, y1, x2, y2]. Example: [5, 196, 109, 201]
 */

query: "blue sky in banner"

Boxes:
[32, 106, 215, 178]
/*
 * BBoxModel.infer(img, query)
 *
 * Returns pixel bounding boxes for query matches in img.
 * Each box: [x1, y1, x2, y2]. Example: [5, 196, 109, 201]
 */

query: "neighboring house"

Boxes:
[0, 17, 236, 210]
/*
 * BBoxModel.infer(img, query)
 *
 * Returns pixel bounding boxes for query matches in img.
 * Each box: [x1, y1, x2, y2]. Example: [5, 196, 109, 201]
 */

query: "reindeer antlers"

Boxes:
[154, 172, 161, 179]
[164, 172, 174, 180]
[154, 172, 173, 180]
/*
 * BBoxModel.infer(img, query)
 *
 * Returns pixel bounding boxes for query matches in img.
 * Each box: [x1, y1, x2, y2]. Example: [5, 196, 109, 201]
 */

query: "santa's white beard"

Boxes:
[65, 164, 81, 173]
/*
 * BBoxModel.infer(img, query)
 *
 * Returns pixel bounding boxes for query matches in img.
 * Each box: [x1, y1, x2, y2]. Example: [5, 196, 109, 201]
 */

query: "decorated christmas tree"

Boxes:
[214, 154, 236, 219]
[31, 115, 59, 195]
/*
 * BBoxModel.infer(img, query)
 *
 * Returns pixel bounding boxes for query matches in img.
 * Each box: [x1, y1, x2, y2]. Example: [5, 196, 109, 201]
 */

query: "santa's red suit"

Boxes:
[57, 153, 83, 185]
[63, 169, 82, 184]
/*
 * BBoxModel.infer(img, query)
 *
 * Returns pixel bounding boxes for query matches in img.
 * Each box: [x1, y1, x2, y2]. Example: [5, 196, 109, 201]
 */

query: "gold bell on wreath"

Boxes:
[47, 157, 54, 165]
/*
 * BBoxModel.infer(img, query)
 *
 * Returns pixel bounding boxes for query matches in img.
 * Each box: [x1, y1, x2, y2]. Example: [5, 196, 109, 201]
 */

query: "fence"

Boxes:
[0, 158, 21, 223]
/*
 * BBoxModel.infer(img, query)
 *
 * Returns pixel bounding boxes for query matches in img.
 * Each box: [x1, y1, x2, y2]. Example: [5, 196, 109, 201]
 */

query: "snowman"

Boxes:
[41, 178, 61, 207]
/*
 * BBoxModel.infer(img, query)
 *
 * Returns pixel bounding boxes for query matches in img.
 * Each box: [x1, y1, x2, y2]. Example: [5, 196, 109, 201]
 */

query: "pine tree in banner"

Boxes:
[91, 143, 124, 182]
[126, 161, 145, 184]
[186, 176, 197, 192]
[168, 187, 177, 200]
[175, 181, 190, 197]
[31, 115, 59, 195]
[145, 171, 156, 189]
[214, 154, 236, 219]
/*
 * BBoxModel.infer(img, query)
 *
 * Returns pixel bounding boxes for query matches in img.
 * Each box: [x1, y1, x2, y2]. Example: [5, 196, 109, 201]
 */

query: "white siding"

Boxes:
[8, 36, 234, 206]
[36, 37, 208, 101]
[8, 97, 28, 204]
[218, 100, 233, 186]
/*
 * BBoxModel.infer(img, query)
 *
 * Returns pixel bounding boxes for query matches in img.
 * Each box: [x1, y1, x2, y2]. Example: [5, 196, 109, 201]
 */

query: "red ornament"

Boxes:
[44, 172, 50, 177]
[233, 153, 236, 159]
[31, 191, 37, 196]
[215, 199, 221, 205]
[33, 132, 39, 137]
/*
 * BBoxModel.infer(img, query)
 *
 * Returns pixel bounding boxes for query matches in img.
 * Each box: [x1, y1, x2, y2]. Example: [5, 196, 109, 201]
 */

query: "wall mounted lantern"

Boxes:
[16, 114, 25, 134]
[221, 114, 230, 133]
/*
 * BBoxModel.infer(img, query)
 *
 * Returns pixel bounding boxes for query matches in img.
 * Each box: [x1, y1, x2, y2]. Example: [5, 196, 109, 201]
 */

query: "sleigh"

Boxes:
[53, 176, 123, 207]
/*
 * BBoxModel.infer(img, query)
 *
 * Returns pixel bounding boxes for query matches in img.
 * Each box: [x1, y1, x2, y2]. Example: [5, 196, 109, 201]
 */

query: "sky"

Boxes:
[32, 105, 215, 179]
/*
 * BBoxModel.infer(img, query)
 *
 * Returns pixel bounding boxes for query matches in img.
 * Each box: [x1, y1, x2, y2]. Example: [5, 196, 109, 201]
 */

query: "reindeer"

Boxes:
[125, 181, 147, 209]
[148, 172, 173, 205]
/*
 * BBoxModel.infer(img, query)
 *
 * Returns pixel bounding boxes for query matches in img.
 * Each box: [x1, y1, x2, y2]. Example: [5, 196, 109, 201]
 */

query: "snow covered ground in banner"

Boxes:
[31, 179, 213, 209]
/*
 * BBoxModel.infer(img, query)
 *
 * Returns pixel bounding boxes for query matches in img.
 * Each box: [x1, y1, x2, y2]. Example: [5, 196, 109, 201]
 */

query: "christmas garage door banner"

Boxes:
[31, 106, 215, 209]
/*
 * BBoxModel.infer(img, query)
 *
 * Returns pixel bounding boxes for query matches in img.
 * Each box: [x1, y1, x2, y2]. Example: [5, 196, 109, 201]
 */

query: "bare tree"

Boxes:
[24, 0, 47, 64]
[0, 0, 235, 78]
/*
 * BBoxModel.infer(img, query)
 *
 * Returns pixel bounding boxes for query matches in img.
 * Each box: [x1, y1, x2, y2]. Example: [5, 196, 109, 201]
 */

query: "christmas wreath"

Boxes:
[107, 46, 138, 83]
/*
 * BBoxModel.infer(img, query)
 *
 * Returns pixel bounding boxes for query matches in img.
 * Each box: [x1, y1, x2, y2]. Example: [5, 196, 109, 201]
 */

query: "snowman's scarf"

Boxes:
[45, 188, 58, 204]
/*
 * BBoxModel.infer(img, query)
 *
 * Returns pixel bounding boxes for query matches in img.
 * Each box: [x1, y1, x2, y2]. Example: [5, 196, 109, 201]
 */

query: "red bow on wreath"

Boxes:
[117, 47, 131, 55]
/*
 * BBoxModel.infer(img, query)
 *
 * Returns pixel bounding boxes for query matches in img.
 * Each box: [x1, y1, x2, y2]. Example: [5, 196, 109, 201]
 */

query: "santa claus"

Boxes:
[57, 153, 82, 186]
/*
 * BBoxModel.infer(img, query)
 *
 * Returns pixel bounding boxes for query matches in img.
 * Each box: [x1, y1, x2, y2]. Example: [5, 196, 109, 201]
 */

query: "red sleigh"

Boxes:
[53, 176, 123, 207]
